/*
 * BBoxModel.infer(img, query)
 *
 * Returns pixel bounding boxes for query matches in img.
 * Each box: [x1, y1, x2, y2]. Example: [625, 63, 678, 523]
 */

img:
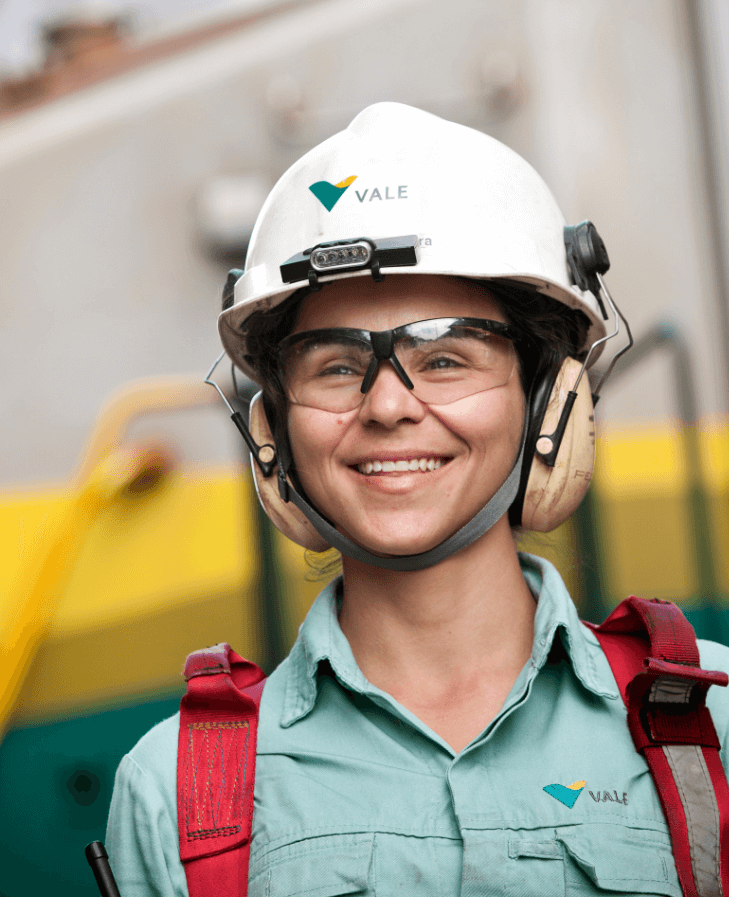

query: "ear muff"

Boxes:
[248, 393, 331, 552]
[517, 356, 595, 532]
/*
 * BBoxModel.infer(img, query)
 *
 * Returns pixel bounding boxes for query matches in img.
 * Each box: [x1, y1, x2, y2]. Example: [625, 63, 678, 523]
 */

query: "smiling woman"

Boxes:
[283, 276, 526, 560]
[105, 103, 729, 897]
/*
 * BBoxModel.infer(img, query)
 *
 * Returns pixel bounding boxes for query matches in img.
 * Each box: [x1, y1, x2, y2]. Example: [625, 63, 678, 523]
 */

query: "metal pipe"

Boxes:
[682, 0, 729, 406]
[602, 322, 720, 599]
[606, 322, 697, 424]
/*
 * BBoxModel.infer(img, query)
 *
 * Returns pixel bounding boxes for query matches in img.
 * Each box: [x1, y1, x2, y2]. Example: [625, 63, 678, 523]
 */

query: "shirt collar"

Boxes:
[281, 577, 368, 726]
[519, 552, 617, 699]
[281, 552, 616, 727]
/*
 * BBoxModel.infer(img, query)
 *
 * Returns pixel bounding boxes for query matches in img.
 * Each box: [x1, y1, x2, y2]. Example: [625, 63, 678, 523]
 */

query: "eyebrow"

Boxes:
[290, 332, 370, 348]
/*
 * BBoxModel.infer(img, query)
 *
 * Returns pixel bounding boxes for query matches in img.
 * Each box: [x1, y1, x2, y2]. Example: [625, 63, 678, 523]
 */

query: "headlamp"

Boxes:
[311, 241, 371, 271]
[280, 235, 419, 287]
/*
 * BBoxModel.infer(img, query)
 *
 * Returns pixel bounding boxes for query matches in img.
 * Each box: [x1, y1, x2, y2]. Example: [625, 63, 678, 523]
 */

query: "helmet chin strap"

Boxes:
[277, 415, 527, 572]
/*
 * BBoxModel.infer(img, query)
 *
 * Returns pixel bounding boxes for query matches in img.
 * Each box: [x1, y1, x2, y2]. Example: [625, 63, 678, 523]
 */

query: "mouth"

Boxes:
[354, 456, 451, 476]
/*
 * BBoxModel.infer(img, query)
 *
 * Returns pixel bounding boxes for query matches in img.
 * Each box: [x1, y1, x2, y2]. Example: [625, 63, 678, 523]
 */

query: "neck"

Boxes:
[338, 515, 536, 702]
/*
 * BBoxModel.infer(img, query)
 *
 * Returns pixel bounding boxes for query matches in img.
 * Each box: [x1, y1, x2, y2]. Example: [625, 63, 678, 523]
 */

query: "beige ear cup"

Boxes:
[248, 393, 332, 551]
[521, 357, 595, 533]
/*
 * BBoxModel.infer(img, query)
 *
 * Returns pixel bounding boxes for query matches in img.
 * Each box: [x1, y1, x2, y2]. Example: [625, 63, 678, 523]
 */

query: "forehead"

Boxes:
[293, 274, 506, 333]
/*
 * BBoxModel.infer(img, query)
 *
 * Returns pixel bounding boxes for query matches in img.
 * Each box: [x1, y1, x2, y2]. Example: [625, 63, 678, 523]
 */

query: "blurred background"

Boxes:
[1, 0, 728, 893]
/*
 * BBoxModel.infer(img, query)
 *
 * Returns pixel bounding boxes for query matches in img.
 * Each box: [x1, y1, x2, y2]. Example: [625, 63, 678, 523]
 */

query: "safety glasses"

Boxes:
[278, 317, 520, 412]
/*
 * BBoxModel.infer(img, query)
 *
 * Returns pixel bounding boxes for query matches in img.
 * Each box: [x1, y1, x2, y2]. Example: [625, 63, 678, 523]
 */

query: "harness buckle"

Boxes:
[626, 658, 727, 750]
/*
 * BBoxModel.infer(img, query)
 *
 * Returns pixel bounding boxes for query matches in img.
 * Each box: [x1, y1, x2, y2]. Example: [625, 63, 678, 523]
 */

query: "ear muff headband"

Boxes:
[249, 354, 593, 566]
[248, 393, 527, 570]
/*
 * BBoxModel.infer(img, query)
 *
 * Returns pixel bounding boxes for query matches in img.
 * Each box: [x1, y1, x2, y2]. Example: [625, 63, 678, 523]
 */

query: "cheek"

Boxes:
[429, 387, 525, 452]
[506, 388, 527, 443]
[287, 408, 348, 485]
[287, 408, 319, 477]
[495, 393, 527, 462]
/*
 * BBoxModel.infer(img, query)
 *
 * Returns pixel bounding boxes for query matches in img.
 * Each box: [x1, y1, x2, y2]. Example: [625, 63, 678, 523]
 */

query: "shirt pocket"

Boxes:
[249, 833, 375, 897]
[507, 838, 565, 895]
[556, 825, 682, 896]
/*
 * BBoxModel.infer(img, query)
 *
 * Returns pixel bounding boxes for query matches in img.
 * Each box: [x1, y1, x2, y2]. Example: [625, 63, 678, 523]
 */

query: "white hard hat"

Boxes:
[211, 102, 621, 570]
[219, 101, 606, 378]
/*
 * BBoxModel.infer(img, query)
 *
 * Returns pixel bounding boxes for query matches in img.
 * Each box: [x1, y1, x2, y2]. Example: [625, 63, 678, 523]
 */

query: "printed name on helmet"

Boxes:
[354, 185, 408, 202]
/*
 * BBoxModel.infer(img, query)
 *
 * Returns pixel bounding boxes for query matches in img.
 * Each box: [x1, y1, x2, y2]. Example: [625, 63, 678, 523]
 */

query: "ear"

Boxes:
[248, 393, 331, 552]
[521, 357, 595, 532]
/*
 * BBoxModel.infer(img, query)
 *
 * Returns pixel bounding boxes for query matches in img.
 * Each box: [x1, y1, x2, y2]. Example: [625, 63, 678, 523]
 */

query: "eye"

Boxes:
[317, 361, 363, 377]
[311, 349, 370, 379]
[285, 341, 369, 382]
[424, 355, 463, 371]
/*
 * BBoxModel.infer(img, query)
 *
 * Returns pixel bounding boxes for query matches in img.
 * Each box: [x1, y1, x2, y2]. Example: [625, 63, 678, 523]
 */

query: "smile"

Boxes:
[356, 457, 449, 475]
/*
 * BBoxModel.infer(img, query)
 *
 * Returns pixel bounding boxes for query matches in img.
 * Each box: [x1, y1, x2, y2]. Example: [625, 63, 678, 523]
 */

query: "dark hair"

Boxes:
[482, 280, 591, 391]
[242, 287, 309, 397]
[241, 278, 591, 422]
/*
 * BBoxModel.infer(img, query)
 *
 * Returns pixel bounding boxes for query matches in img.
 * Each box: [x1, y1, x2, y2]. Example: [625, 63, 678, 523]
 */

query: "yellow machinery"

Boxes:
[1, 378, 328, 734]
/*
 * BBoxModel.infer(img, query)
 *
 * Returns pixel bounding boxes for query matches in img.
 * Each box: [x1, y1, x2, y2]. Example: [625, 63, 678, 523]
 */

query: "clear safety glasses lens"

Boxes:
[278, 317, 519, 413]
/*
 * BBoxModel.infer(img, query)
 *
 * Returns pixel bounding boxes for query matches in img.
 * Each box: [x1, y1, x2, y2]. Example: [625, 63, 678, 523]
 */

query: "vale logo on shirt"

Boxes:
[543, 779, 586, 809]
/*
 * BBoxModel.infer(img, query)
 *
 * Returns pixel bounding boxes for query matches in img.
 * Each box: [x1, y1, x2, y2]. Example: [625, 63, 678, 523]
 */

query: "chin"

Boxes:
[339, 519, 453, 559]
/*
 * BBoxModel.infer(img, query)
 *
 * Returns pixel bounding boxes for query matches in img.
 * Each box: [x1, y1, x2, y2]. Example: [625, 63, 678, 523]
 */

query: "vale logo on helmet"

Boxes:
[309, 175, 409, 211]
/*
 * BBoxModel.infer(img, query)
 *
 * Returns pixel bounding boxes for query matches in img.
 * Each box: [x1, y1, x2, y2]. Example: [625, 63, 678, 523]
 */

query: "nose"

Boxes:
[357, 360, 427, 428]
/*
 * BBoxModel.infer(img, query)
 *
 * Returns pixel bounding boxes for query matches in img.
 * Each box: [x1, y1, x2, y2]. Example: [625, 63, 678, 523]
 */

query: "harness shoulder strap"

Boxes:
[177, 644, 266, 897]
[587, 596, 729, 897]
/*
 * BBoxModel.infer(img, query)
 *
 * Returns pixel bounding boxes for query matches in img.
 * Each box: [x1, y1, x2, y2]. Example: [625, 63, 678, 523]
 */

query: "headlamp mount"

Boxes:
[280, 235, 419, 290]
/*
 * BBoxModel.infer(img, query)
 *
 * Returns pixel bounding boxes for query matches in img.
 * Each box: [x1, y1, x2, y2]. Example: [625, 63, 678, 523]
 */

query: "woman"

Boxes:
[106, 103, 729, 896]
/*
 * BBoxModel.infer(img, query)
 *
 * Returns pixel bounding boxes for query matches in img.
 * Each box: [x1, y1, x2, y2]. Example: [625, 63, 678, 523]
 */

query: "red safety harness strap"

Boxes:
[177, 644, 266, 897]
[588, 597, 729, 897]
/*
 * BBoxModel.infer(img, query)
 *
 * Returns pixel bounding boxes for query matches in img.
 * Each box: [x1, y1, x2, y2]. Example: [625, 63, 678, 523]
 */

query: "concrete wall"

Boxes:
[1, 0, 727, 485]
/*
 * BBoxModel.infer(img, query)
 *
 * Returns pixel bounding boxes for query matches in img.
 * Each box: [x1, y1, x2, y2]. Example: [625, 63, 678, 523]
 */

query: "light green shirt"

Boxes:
[106, 553, 729, 896]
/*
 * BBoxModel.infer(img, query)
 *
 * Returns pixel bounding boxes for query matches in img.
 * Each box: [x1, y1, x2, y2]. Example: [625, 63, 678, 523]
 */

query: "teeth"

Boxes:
[357, 457, 447, 475]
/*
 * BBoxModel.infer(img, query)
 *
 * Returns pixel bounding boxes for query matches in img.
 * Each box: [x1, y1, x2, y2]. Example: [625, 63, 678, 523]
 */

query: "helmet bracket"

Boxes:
[222, 269, 244, 312]
[564, 221, 610, 319]
[204, 352, 278, 478]
[370, 257, 384, 282]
